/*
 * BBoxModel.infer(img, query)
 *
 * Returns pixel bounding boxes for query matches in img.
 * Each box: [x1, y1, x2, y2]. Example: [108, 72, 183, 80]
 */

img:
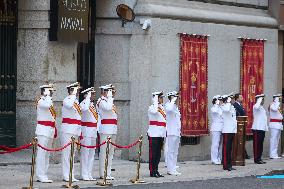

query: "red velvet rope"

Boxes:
[0, 143, 33, 154]
[37, 142, 71, 152]
[110, 140, 140, 149]
[75, 141, 106, 149]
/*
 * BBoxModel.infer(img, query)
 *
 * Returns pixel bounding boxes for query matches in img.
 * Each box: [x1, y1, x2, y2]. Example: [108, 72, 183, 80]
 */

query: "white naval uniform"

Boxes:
[80, 97, 99, 180]
[221, 103, 237, 134]
[210, 104, 223, 164]
[252, 101, 268, 132]
[96, 96, 117, 178]
[60, 95, 82, 181]
[269, 100, 283, 158]
[221, 103, 237, 170]
[147, 102, 167, 174]
[252, 99, 268, 162]
[35, 96, 56, 181]
[164, 101, 181, 174]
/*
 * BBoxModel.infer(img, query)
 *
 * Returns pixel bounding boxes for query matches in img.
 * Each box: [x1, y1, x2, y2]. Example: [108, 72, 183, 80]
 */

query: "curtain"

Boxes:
[179, 34, 209, 136]
[240, 39, 264, 135]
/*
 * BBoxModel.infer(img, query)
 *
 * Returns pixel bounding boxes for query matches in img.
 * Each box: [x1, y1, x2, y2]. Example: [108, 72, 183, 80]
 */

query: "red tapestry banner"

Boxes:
[179, 34, 209, 136]
[240, 39, 264, 135]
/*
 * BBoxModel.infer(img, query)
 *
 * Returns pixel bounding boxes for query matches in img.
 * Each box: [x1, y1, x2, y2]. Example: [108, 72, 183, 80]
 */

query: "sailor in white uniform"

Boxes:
[165, 91, 181, 176]
[210, 95, 223, 165]
[148, 91, 166, 178]
[35, 84, 56, 183]
[80, 87, 99, 181]
[221, 95, 237, 171]
[96, 84, 117, 180]
[252, 94, 268, 164]
[269, 94, 283, 159]
[60, 82, 82, 182]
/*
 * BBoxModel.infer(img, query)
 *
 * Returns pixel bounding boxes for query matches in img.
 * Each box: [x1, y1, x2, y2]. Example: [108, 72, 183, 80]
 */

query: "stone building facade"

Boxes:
[9, 0, 283, 161]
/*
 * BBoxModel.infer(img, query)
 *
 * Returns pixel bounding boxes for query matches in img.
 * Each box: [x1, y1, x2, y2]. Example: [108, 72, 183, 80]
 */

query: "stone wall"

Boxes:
[95, 0, 279, 161]
[16, 0, 280, 162]
[17, 0, 77, 150]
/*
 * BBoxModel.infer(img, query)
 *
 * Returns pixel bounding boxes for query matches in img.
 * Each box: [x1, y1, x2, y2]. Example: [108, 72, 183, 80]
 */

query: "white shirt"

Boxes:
[269, 101, 283, 130]
[164, 101, 181, 137]
[210, 104, 223, 132]
[35, 96, 56, 139]
[96, 96, 118, 135]
[147, 103, 167, 138]
[61, 95, 82, 136]
[80, 97, 99, 138]
[252, 100, 268, 131]
[221, 103, 237, 133]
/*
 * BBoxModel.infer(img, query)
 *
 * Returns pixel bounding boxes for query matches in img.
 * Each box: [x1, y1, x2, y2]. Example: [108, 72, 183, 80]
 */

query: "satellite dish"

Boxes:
[116, 4, 135, 27]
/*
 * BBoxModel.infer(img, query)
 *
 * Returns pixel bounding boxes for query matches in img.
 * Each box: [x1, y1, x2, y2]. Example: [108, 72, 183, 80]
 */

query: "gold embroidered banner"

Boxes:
[179, 34, 209, 136]
[240, 39, 264, 135]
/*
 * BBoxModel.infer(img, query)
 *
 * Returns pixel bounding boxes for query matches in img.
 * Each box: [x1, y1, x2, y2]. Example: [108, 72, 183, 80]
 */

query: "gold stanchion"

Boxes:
[23, 137, 38, 189]
[130, 135, 145, 184]
[97, 136, 112, 187]
[62, 136, 79, 189]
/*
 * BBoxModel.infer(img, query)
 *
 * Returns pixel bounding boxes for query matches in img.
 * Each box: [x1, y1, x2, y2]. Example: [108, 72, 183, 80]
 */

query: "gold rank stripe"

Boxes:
[49, 105, 57, 119]
[112, 105, 117, 114]
[89, 106, 99, 121]
[158, 107, 166, 119]
[74, 103, 82, 116]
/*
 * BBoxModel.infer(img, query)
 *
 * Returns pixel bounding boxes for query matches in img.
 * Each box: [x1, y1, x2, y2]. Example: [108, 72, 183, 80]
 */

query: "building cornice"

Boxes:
[134, 0, 277, 28]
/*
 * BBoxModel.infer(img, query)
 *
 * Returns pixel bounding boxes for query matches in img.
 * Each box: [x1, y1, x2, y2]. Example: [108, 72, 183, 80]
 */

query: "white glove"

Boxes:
[86, 91, 92, 99]
[216, 99, 220, 105]
[72, 87, 78, 95]
[274, 97, 280, 103]
[227, 97, 231, 103]
[152, 95, 158, 104]
[43, 88, 50, 96]
[257, 97, 263, 104]
[171, 97, 177, 103]
[107, 90, 113, 98]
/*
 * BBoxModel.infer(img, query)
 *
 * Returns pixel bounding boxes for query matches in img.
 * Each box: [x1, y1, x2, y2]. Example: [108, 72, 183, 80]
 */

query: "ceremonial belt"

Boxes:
[62, 118, 81, 125]
[270, 119, 282, 123]
[37, 121, 57, 138]
[38, 121, 55, 127]
[149, 121, 166, 127]
[101, 119, 117, 125]
[81, 122, 97, 127]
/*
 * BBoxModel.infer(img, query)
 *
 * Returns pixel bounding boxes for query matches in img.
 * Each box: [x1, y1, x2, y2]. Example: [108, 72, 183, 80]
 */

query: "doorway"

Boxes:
[0, 0, 17, 146]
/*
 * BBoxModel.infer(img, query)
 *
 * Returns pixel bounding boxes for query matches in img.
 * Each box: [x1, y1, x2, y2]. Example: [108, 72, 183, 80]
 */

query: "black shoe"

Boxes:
[227, 167, 232, 171]
[260, 160, 266, 164]
[231, 167, 236, 170]
[255, 161, 263, 164]
[150, 173, 159, 178]
[156, 171, 164, 177]
[245, 155, 250, 159]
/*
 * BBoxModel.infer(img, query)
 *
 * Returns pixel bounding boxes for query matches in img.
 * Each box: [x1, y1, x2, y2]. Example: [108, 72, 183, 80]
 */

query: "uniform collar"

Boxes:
[101, 96, 107, 100]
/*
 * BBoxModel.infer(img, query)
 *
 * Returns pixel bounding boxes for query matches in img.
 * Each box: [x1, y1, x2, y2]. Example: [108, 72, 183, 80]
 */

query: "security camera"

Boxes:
[140, 19, 151, 30]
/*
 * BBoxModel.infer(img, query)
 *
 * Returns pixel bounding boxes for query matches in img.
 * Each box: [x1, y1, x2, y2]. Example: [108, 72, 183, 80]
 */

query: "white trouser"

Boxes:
[61, 133, 78, 180]
[99, 134, 116, 178]
[166, 135, 180, 173]
[36, 135, 53, 180]
[270, 128, 281, 158]
[164, 137, 168, 164]
[80, 136, 97, 179]
[211, 131, 222, 163]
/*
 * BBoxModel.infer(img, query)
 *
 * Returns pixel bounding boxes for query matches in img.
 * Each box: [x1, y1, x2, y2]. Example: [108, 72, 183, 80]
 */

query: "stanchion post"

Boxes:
[97, 136, 112, 186]
[130, 135, 145, 184]
[62, 136, 79, 189]
[22, 137, 38, 189]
